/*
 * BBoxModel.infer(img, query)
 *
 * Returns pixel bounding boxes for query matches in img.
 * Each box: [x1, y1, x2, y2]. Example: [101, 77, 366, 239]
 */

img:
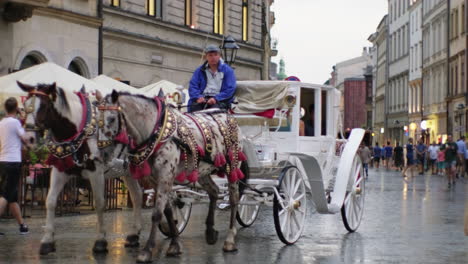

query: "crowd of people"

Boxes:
[359, 135, 468, 189]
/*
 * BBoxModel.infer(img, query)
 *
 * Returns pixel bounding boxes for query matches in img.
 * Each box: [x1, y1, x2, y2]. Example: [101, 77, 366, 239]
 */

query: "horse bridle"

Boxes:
[23, 90, 52, 132]
[96, 98, 124, 148]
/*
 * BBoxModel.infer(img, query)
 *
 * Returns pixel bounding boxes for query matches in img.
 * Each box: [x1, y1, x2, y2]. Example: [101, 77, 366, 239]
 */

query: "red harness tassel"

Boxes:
[176, 171, 187, 182]
[188, 169, 199, 183]
[114, 130, 129, 144]
[238, 151, 247, 162]
[130, 160, 151, 179]
[46, 155, 75, 172]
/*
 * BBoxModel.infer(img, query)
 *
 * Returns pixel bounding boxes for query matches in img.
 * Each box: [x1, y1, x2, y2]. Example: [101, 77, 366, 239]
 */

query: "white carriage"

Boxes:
[159, 81, 366, 244]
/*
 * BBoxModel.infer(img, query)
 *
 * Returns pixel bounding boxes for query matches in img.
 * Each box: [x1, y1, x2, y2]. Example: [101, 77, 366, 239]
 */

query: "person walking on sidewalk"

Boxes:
[0, 98, 29, 235]
[456, 136, 466, 178]
[437, 147, 446, 176]
[359, 144, 371, 178]
[441, 135, 458, 188]
[427, 141, 439, 175]
[393, 142, 404, 171]
[373, 142, 382, 170]
[384, 141, 393, 170]
[402, 138, 415, 177]
[415, 139, 427, 175]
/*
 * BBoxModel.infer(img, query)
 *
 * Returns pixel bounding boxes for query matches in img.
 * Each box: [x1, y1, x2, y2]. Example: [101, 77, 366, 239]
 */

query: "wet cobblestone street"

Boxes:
[0, 167, 467, 264]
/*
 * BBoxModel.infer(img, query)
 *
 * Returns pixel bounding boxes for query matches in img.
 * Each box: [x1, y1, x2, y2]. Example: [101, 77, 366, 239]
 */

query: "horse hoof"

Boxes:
[223, 241, 238, 252]
[124, 234, 140, 248]
[205, 229, 219, 245]
[39, 242, 56, 255]
[92, 239, 108, 254]
[136, 250, 153, 263]
[166, 241, 182, 257]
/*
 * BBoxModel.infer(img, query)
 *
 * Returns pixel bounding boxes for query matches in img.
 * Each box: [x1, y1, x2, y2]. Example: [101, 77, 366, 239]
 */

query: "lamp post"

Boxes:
[221, 35, 239, 66]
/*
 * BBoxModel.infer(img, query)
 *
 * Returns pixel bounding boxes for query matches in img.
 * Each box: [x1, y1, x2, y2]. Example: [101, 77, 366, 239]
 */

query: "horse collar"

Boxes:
[47, 92, 97, 159]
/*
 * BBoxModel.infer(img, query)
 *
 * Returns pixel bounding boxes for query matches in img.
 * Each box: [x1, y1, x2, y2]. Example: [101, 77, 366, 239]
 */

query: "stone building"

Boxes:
[101, 0, 273, 87]
[408, 0, 423, 141]
[0, 0, 100, 77]
[0, 0, 274, 89]
[388, 0, 410, 144]
[422, 0, 448, 143]
[368, 15, 388, 145]
[448, 0, 467, 138]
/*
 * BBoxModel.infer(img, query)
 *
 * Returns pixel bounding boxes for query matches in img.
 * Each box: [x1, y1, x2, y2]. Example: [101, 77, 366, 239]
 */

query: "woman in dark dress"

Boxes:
[393, 142, 404, 171]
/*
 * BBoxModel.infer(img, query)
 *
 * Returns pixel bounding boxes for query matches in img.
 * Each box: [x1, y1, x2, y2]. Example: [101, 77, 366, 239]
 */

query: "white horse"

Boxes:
[17, 82, 143, 255]
[98, 90, 246, 263]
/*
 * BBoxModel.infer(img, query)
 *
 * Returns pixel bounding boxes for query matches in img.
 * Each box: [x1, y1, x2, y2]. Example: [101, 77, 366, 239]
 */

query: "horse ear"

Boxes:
[95, 90, 103, 102]
[47, 82, 58, 101]
[17, 81, 35, 92]
[111, 89, 119, 104]
[79, 85, 86, 94]
[157, 89, 165, 99]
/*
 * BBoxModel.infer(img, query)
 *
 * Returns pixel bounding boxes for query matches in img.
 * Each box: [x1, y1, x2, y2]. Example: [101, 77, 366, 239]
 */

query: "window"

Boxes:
[213, 0, 224, 35]
[462, 5, 466, 33]
[147, 0, 162, 17]
[68, 61, 83, 76]
[185, 0, 192, 27]
[242, 0, 248, 41]
[111, 0, 120, 7]
[20, 55, 40, 70]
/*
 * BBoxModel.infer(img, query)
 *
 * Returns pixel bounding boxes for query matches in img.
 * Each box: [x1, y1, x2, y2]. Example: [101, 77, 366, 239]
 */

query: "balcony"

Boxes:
[1, 0, 50, 23]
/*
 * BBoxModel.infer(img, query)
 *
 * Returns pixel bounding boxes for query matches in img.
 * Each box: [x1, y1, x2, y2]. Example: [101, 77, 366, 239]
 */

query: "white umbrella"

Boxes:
[0, 62, 111, 102]
[142, 80, 188, 105]
[92, 75, 143, 94]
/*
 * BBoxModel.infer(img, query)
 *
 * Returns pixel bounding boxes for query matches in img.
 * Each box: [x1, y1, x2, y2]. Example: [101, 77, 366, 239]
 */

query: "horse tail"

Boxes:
[238, 160, 249, 196]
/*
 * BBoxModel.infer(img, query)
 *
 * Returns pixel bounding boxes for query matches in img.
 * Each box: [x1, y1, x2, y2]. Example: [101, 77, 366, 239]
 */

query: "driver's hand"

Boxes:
[207, 98, 217, 105]
[196, 97, 206, 104]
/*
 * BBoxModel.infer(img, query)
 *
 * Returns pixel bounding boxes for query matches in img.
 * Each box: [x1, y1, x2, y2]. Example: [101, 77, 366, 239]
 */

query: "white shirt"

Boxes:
[203, 68, 224, 97]
[0, 117, 25, 162]
[428, 145, 439, 160]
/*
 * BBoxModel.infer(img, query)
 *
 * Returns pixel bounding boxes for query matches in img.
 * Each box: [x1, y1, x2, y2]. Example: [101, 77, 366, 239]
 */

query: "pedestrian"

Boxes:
[427, 141, 439, 175]
[188, 44, 237, 112]
[437, 146, 446, 176]
[465, 140, 468, 178]
[440, 134, 458, 189]
[384, 141, 393, 170]
[359, 144, 371, 178]
[0, 97, 29, 235]
[373, 142, 382, 170]
[393, 142, 404, 171]
[402, 138, 415, 177]
[456, 136, 466, 178]
[415, 139, 427, 175]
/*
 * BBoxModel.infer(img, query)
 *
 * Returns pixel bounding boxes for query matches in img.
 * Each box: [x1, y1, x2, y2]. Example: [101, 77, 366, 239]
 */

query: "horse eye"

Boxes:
[108, 116, 116, 124]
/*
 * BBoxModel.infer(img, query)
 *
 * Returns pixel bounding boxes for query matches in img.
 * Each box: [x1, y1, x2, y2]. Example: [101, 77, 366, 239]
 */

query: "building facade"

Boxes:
[448, 0, 467, 138]
[368, 15, 388, 145]
[388, 0, 410, 144]
[101, 0, 272, 87]
[344, 77, 367, 130]
[422, 0, 448, 143]
[409, 0, 423, 140]
[0, 0, 100, 77]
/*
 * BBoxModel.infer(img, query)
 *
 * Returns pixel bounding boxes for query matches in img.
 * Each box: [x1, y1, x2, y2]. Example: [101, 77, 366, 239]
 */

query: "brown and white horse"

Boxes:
[17, 82, 143, 255]
[99, 91, 245, 263]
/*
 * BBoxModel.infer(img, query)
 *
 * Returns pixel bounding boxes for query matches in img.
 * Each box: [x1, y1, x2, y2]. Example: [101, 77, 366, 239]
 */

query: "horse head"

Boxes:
[18, 81, 83, 149]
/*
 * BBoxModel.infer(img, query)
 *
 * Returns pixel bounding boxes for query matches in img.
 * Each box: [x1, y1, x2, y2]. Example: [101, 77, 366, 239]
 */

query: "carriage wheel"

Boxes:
[341, 155, 365, 232]
[236, 193, 260, 227]
[273, 166, 307, 245]
[159, 194, 192, 237]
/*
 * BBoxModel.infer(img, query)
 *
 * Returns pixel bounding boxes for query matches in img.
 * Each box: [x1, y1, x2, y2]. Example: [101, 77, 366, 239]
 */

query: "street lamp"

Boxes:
[221, 35, 239, 66]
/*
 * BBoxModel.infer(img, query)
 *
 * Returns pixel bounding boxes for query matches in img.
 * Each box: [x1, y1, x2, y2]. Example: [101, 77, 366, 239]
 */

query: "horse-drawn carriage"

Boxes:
[18, 78, 365, 262]
[160, 80, 366, 244]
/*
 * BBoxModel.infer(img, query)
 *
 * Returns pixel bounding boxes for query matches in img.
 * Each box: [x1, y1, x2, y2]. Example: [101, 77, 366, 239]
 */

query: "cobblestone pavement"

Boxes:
[0, 167, 467, 263]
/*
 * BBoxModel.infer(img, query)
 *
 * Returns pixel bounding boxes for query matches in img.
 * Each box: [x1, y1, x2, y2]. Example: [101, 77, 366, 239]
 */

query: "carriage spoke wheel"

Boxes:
[341, 155, 365, 232]
[236, 193, 260, 227]
[273, 166, 307, 245]
[159, 193, 192, 237]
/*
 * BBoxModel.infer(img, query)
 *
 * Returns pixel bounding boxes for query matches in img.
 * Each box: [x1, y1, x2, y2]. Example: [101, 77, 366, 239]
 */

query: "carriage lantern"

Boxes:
[221, 35, 239, 66]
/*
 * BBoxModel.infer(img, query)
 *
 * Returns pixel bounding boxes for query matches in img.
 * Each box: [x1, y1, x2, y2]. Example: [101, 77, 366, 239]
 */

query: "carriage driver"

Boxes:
[188, 44, 237, 112]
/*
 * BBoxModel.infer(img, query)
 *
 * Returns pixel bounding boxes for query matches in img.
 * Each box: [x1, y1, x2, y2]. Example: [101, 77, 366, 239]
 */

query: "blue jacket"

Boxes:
[188, 60, 236, 108]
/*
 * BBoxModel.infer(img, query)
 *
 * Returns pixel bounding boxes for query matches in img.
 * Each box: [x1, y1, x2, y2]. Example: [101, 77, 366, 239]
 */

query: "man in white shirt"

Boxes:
[427, 141, 439, 175]
[0, 97, 28, 235]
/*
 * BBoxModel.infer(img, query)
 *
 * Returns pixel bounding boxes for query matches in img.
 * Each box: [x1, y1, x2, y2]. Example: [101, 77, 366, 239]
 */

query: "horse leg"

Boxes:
[39, 169, 70, 255]
[84, 168, 108, 253]
[223, 181, 239, 252]
[198, 175, 220, 245]
[164, 204, 182, 256]
[122, 175, 143, 247]
[137, 182, 170, 263]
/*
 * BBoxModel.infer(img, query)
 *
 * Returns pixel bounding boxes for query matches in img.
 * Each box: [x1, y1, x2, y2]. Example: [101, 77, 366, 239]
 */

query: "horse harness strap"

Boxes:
[127, 104, 177, 166]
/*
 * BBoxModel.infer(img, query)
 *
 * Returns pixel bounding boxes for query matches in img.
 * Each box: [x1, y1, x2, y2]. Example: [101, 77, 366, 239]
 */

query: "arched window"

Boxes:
[68, 58, 89, 78]
[19, 55, 40, 70]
